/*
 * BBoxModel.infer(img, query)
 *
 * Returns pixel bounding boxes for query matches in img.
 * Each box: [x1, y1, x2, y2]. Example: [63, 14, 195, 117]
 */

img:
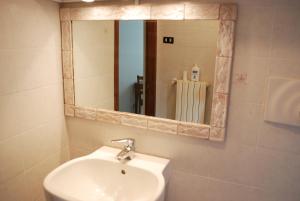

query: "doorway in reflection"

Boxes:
[115, 20, 157, 116]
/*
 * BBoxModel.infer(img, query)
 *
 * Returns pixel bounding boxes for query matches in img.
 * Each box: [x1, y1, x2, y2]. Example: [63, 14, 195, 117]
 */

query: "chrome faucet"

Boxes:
[111, 138, 135, 161]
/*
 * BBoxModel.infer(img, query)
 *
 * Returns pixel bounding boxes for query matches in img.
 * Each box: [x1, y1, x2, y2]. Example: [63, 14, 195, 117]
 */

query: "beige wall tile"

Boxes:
[62, 51, 73, 79]
[178, 123, 210, 139]
[70, 6, 121, 20]
[210, 93, 228, 128]
[61, 21, 72, 51]
[151, 3, 184, 20]
[60, 8, 70, 21]
[121, 113, 148, 129]
[220, 4, 238, 20]
[217, 20, 235, 57]
[96, 109, 121, 125]
[75, 107, 97, 120]
[185, 3, 220, 19]
[63, 79, 75, 105]
[147, 117, 178, 135]
[64, 104, 75, 117]
[119, 5, 151, 20]
[214, 57, 232, 94]
[209, 127, 225, 141]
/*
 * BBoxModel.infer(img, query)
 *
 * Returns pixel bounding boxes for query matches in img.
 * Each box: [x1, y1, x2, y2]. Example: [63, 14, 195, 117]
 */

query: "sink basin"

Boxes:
[44, 146, 170, 201]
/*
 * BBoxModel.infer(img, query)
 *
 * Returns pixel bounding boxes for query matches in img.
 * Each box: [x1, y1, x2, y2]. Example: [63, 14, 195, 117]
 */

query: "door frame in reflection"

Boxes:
[113, 20, 157, 116]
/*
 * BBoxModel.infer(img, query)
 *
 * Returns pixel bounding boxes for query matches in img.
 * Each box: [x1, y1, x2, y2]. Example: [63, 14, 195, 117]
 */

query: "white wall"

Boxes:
[67, 0, 300, 201]
[0, 0, 69, 200]
[73, 20, 115, 110]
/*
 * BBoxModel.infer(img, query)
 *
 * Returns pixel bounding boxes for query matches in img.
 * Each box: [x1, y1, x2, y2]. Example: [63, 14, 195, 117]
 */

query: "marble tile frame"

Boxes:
[60, 3, 237, 142]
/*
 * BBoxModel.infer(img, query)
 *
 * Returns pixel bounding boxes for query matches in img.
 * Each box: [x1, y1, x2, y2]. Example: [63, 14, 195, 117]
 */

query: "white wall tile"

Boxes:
[0, 0, 61, 50]
[254, 148, 292, 192]
[0, 1, 69, 201]
[270, 5, 300, 60]
[166, 170, 210, 201]
[24, 153, 61, 201]
[0, 136, 24, 183]
[231, 56, 269, 104]
[0, 173, 28, 201]
[0, 85, 64, 141]
[267, 58, 300, 79]
[227, 102, 262, 146]
[166, 170, 263, 201]
[206, 144, 259, 187]
[0, 48, 62, 95]
[258, 122, 300, 154]
[234, 6, 274, 58]
[21, 118, 68, 170]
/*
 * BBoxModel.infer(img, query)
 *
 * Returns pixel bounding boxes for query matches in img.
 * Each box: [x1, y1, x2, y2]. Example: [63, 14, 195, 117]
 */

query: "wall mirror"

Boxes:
[73, 20, 219, 124]
[60, 3, 237, 141]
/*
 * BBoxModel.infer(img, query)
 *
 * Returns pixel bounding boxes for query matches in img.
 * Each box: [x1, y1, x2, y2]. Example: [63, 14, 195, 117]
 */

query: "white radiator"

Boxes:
[175, 80, 207, 123]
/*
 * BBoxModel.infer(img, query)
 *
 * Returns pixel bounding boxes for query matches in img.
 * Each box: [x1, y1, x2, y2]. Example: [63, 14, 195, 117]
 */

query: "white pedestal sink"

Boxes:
[44, 146, 170, 201]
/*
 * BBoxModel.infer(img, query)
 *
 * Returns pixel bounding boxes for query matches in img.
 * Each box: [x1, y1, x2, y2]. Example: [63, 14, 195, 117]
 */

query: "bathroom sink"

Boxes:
[43, 146, 170, 201]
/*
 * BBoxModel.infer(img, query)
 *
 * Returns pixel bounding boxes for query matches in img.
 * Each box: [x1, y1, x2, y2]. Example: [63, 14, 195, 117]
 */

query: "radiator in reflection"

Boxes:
[175, 80, 207, 123]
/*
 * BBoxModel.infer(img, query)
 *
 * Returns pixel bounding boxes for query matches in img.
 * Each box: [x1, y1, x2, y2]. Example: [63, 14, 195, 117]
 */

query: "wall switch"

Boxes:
[163, 37, 174, 44]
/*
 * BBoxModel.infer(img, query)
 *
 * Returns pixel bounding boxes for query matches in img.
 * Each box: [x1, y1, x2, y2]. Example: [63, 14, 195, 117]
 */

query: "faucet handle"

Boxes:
[111, 138, 135, 150]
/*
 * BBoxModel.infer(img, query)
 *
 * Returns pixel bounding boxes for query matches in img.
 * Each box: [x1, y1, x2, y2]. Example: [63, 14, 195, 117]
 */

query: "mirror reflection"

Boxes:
[72, 20, 219, 124]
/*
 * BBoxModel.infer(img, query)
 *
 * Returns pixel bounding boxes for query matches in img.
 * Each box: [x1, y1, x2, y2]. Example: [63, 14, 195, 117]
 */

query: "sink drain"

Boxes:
[121, 169, 126, 175]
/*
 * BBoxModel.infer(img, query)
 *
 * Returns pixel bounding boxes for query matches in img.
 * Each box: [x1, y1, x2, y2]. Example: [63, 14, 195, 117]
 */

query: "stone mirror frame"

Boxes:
[60, 3, 237, 142]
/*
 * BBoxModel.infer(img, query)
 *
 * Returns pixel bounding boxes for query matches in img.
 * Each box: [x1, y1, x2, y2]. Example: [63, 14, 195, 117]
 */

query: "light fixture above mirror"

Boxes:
[82, 0, 95, 3]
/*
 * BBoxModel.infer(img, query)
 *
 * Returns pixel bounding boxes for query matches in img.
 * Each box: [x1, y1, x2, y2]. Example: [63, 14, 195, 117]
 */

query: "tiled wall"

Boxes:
[1, 0, 298, 201]
[155, 20, 219, 122]
[0, 0, 69, 201]
[67, 0, 300, 201]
